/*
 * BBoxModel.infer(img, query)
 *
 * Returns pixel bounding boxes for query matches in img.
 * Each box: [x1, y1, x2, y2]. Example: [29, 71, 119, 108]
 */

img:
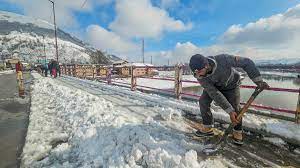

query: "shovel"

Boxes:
[202, 87, 264, 154]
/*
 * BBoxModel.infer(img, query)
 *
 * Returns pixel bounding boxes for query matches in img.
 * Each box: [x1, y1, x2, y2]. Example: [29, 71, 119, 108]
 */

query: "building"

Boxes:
[99, 67, 108, 76]
[0, 60, 6, 70]
[5, 58, 19, 69]
[112, 60, 129, 75]
[112, 60, 128, 67]
[116, 63, 158, 77]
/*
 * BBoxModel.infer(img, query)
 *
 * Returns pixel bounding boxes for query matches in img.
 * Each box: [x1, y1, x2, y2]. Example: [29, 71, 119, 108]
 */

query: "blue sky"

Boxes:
[1, 0, 300, 64]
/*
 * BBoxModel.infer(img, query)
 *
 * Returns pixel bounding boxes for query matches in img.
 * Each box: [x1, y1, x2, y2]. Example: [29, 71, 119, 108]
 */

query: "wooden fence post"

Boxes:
[296, 89, 300, 123]
[92, 65, 96, 80]
[64, 65, 67, 75]
[67, 66, 70, 76]
[74, 64, 77, 77]
[83, 65, 86, 79]
[131, 66, 137, 91]
[107, 67, 112, 84]
[174, 64, 183, 99]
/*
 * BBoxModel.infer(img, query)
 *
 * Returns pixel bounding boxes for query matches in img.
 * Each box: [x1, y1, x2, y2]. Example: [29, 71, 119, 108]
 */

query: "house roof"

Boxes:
[113, 60, 128, 64]
[116, 63, 154, 68]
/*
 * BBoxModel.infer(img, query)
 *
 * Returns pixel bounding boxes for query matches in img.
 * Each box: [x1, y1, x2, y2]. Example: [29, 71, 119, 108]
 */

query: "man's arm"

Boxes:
[200, 79, 235, 114]
[223, 54, 262, 83]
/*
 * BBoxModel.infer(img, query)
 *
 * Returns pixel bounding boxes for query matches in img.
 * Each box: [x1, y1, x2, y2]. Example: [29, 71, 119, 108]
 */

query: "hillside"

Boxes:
[0, 11, 121, 64]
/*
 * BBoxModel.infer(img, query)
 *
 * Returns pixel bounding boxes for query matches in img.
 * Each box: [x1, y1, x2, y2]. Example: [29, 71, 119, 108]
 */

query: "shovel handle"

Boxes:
[237, 87, 264, 121]
[207, 87, 265, 151]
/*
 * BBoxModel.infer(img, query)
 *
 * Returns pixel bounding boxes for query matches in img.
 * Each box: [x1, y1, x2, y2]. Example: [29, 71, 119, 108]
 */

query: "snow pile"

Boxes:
[156, 107, 182, 121]
[66, 75, 300, 145]
[0, 69, 14, 75]
[22, 73, 231, 167]
[263, 137, 286, 147]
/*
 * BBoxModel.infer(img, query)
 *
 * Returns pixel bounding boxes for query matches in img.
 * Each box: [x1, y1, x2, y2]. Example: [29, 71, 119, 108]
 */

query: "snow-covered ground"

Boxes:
[22, 72, 300, 167]
[0, 70, 14, 75]
[22, 73, 234, 167]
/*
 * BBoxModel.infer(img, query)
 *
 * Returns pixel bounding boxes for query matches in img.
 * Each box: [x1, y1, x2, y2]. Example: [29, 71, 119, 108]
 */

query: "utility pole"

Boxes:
[48, 0, 59, 62]
[43, 35, 46, 63]
[142, 38, 144, 63]
[150, 56, 152, 64]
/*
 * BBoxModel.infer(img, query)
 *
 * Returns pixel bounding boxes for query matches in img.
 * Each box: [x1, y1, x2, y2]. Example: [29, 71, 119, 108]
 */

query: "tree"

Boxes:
[90, 50, 110, 64]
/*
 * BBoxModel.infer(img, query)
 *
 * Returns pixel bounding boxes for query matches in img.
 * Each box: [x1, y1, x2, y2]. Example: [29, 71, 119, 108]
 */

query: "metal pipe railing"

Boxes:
[61, 64, 299, 122]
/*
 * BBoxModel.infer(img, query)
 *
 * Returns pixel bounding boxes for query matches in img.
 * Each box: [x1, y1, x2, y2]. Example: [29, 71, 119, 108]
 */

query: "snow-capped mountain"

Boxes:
[0, 10, 121, 64]
[255, 58, 300, 66]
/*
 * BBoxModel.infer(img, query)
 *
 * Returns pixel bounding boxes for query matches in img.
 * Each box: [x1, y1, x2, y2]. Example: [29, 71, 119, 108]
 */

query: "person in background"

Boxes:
[15, 61, 23, 81]
[41, 64, 45, 75]
[44, 63, 48, 77]
[48, 62, 52, 77]
[56, 62, 61, 77]
[51, 60, 57, 78]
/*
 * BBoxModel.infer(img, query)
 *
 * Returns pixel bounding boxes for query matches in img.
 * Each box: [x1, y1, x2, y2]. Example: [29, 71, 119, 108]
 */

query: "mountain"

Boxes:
[0, 10, 122, 64]
[255, 58, 300, 66]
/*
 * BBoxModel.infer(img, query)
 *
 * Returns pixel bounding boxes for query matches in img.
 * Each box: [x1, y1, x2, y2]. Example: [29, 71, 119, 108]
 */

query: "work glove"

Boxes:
[255, 81, 270, 89]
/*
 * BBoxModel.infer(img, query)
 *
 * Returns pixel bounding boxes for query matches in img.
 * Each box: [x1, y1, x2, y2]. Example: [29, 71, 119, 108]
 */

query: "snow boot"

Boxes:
[194, 125, 214, 137]
[232, 129, 243, 145]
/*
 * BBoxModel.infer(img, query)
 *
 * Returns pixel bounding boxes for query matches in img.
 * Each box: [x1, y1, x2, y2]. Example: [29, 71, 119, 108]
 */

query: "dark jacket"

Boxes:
[198, 54, 262, 113]
[16, 62, 22, 72]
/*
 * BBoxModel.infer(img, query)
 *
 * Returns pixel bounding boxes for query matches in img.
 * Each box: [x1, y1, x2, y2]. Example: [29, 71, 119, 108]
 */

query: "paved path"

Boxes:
[0, 71, 31, 168]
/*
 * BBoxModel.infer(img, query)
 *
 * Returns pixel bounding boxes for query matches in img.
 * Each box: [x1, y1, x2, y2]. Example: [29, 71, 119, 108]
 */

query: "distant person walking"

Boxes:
[41, 65, 45, 75]
[56, 62, 61, 77]
[48, 62, 52, 77]
[15, 61, 23, 81]
[51, 60, 58, 78]
[44, 63, 48, 77]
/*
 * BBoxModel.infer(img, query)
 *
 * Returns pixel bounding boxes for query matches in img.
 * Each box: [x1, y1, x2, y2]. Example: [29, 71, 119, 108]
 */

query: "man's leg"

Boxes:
[222, 87, 243, 145]
[195, 91, 214, 137]
[199, 91, 214, 127]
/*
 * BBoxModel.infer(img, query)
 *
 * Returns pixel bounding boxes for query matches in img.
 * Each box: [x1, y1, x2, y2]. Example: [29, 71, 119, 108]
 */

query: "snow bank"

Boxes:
[0, 70, 14, 75]
[22, 73, 231, 167]
[65, 75, 300, 145]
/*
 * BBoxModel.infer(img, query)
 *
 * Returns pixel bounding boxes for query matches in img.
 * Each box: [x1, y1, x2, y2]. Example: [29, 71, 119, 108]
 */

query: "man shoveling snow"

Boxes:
[189, 54, 270, 145]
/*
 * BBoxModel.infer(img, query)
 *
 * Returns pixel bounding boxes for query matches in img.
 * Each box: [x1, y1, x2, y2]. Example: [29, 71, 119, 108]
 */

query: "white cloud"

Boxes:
[220, 4, 300, 47]
[86, 25, 139, 57]
[4, 0, 94, 29]
[146, 42, 232, 65]
[148, 41, 300, 66]
[109, 0, 192, 39]
[149, 4, 300, 65]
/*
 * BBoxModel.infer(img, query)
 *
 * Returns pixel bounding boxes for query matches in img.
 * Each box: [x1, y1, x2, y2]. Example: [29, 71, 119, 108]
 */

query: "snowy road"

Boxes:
[0, 71, 31, 168]
[21, 73, 300, 167]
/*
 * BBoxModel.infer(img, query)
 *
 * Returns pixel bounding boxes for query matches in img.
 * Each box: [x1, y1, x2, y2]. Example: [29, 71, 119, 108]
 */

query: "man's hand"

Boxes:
[229, 112, 239, 125]
[255, 81, 270, 89]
